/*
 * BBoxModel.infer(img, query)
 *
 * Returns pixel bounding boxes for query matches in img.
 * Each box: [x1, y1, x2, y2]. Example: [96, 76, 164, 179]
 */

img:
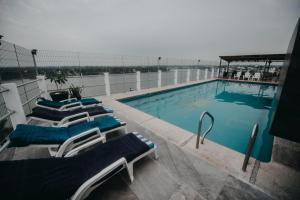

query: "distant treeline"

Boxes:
[0, 65, 211, 81]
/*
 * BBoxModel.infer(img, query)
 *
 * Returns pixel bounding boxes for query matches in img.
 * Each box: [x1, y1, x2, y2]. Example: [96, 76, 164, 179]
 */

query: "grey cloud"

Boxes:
[0, 0, 299, 60]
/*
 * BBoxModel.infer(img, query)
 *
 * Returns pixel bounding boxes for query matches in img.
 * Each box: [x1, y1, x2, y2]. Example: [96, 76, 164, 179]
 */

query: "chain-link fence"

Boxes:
[0, 39, 42, 140]
[0, 38, 219, 141]
[34, 50, 218, 97]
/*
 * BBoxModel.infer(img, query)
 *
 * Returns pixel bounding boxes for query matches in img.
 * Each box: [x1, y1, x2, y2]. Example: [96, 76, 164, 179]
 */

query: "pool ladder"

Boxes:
[196, 111, 214, 149]
[242, 123, 259, 172]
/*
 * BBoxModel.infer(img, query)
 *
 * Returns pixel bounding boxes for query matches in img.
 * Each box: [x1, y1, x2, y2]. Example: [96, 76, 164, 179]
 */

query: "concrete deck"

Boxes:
[0, 116, 275, 200]
[0, 79, 298, 200]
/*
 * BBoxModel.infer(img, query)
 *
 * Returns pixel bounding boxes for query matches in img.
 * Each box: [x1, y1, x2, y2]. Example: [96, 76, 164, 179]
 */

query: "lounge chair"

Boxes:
[0, 132, 158, 200]
[243, 71, 251, 80]
[0, 115, 127, 157]
[233, 71, 242, 80]
[36, 97, 101, 111]
[251, 72, 261, 81]
[27, 106, 113, 126]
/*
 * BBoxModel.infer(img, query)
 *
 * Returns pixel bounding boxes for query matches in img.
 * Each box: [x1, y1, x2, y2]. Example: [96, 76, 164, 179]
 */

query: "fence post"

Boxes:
[104, 72, 111, 96]
[31, 49, 38, 76]
[158, 70, 162, 87]
[1, 83, 26, 129]
[196, 69, 200, 81]
[186, 69, 190, 82]
[174, 69, 178, 85]
[37, 75, 49, 99]
[205, 69, 208, 80]
[136, 71, 141, 91]
[211, 68, 215, 79]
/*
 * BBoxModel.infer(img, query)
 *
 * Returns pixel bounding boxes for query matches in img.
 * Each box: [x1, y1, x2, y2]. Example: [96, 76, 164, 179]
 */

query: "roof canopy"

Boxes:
[219, 54, 286, 63]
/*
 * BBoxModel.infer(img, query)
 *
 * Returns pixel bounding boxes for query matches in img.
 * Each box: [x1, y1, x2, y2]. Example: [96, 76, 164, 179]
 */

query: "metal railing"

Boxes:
[242, 124, 259, 172]
[196, 111, 214, 148]
[17, 79, 40, 88]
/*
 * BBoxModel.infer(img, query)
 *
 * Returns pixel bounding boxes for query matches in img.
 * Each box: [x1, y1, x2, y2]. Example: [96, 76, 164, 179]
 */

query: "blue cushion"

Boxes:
[37, 98, 101, 108]
[0, 133, 150, 200]
[27, 106, 113, 121]
[9, 116, 122, 147]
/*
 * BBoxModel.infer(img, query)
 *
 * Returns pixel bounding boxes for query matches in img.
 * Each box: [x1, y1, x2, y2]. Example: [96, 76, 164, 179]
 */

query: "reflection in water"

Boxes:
[215, 91, 273, 109]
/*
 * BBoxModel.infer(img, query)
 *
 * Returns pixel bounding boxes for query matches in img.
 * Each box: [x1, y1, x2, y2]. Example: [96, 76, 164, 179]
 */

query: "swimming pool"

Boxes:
[120, 80, 277, 162]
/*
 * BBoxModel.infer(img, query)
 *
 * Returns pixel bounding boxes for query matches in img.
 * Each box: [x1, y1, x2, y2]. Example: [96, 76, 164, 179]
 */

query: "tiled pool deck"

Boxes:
[1, 79, 299, 200]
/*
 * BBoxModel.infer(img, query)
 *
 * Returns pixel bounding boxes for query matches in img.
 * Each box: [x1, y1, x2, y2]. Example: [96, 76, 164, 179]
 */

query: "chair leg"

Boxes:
[127, 163, 134, 183]
[153, 149, 159, 160]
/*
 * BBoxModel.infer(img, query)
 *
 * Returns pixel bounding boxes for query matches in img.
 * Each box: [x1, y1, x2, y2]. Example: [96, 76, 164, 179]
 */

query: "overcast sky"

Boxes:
[1, 0, 299, 61]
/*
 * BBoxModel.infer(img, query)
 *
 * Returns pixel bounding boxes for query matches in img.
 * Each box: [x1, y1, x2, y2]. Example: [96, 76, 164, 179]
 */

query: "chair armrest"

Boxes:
[60, 98, 77, 103]
[71, 158, 127, 200]
[56, 127, 103, 157]
[60, 117, 90, 128]
[64, 136, 106, 157]
[60, 102, 82, 111]
[0, 138, 10, 153]
[58, 112, 90, 127]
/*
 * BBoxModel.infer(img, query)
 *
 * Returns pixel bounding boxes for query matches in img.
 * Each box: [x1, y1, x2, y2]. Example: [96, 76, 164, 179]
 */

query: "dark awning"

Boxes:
[219, 54, 286, 63]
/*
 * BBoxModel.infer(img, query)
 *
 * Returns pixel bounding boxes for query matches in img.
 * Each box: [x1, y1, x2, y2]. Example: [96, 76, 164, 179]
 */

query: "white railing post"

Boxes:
[37, 75, 49, 99]
[205, 69, 208, 80]
[174, 69, 178, 85]
[211, 68, 215, 79]
[1, 83, 26, 129]
[196, 69, 200, 81]
[136, 71, 141, 91]
[104, 72, 111, 96]
[158, 70, 162, 88]
[217, 68, 220, 78]
[186, 69, 190, 82]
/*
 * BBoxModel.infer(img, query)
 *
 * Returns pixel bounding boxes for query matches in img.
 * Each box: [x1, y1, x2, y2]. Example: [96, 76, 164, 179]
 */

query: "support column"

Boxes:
[217, 68, 220, 78]
[104, 72, 111, 96]
[205, 69, 208, 80]
[186, 69, 190, 82]
[37, 75, 49, 99]
[174, 69, 178, 85]
[1, 83, 26, 129]
[218, 58, 222, 78]
[31, 49, 38, 76]
[136, 71, 141, 91]
[211, 68, 215, 79]
[158, 70, 162, 88]
[196, 69, 200, 81]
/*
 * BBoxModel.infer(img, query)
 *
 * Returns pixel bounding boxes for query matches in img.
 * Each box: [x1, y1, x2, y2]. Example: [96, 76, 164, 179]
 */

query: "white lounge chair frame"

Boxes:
[27, 106, 114, 127]
[243, 71, 251, 80]
[251, 72, 261, 81]
[234, 71, 242, 80]
[0, 116, 127, 157]
[36, 97, 102, 111]
[70, 131, 159, 200]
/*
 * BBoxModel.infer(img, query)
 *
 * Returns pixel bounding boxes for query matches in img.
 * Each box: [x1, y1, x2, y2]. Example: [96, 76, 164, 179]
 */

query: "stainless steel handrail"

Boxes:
[0, 110, 16, 123]
[196, 111, 214, 148]
[242, 124, 259, 172]
[17, 79, 40, 88]
[0, 86, 9, 94]
[22, 92, 44, 106]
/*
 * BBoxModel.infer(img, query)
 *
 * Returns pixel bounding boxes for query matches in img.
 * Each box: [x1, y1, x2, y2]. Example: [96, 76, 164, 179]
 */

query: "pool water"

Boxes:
[121, 80, 277, 162]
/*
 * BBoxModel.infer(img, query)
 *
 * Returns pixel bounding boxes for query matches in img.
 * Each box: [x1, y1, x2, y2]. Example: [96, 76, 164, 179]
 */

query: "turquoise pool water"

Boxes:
[121, 80, 277, 162]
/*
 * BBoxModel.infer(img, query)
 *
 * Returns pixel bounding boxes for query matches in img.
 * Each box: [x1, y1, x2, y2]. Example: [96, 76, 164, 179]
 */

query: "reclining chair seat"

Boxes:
[9, 116, 122, 147]
[0, 133, 151, 200]
[27, 106, 113, 122]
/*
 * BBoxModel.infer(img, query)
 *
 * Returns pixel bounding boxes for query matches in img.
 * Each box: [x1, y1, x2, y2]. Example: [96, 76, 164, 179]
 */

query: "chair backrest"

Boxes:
[245, 72, 251, 77]
[254, 73, 261, 78]
[237, 71, 242, 76]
